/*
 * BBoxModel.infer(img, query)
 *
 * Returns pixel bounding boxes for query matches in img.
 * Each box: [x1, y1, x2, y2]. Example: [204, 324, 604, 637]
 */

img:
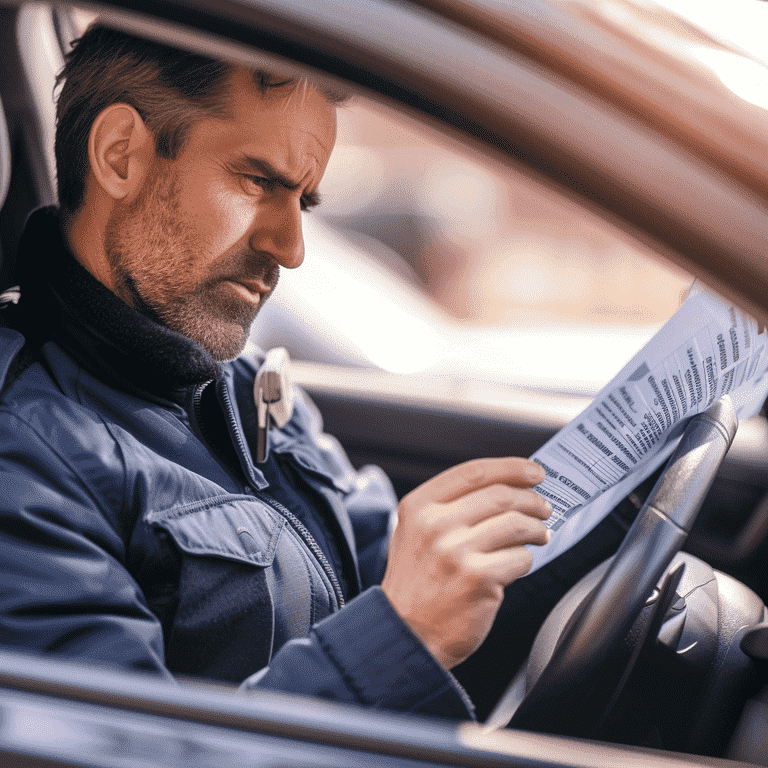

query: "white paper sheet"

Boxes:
[527, 287, 768, 574]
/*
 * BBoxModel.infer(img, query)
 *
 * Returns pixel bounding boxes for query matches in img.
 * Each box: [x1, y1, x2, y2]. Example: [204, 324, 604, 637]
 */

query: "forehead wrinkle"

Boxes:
[284, 122, 335, 173]
[280, 122, 332, 173]
[238, 132, 323, 186]
[189, 70, 335, 190]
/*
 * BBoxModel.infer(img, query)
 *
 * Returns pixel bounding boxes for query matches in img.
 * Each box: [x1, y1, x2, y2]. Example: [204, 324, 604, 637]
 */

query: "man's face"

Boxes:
[104, 69, 337, 361]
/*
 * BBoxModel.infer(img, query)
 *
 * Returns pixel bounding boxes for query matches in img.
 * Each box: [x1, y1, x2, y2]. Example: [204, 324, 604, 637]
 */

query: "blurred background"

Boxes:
[312, 0, 767, 332]
[320, 98, 691, 328]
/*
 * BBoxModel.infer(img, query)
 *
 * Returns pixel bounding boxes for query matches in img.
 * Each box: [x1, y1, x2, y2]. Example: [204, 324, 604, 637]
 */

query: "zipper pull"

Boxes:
[254, 348, 294, 463]
[0, 286, 20, 309]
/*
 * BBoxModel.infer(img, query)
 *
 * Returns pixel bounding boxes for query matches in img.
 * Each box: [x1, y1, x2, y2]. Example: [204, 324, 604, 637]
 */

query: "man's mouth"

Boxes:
[226, 280, 268, 305]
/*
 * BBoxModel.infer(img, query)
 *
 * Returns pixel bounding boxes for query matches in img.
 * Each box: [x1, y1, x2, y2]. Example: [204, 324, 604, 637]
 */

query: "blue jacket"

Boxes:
[0, 207, 473, 718]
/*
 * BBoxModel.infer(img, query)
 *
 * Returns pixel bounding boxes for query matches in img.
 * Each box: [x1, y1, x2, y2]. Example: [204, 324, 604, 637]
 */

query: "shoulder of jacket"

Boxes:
[0, 327, 35, 393]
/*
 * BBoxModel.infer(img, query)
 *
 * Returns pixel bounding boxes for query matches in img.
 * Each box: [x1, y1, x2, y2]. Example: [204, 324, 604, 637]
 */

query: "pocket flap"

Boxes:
[147, 495, 285, 567]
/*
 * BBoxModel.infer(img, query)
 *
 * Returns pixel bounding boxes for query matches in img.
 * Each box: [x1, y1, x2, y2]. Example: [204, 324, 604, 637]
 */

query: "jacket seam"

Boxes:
[312, 630, 365, 702]
[151, 538, 273, 565]
[284, 524, 318, 627]
[74, 368, 131, 532]
[305, 541, 317, 627]
[148, 493, 271, 522]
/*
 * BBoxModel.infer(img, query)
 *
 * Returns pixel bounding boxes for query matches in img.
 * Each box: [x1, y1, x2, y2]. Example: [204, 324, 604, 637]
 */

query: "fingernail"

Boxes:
[543, 499, 552, 512]
[526, 463, 545, 482]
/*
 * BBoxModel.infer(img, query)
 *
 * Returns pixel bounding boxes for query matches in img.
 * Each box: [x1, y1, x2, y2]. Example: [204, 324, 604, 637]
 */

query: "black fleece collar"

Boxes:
[14, 207, 221, 397]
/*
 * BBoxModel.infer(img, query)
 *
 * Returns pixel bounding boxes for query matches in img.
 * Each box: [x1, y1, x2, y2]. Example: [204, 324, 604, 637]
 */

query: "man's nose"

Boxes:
[252, 195, 305, 270]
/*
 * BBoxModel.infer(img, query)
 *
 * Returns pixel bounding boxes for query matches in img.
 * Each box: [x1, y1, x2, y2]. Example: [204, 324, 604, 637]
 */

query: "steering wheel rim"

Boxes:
[489, 396, 738, 736]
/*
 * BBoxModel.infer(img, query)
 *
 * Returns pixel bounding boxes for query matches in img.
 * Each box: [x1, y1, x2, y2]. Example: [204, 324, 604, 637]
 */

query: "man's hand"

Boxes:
[381, 457, 551, 670]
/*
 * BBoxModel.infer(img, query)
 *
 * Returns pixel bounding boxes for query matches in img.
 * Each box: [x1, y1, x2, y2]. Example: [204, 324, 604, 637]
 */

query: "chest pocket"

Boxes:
[143, 494, 335, 683]
[147, 494, 285, 567]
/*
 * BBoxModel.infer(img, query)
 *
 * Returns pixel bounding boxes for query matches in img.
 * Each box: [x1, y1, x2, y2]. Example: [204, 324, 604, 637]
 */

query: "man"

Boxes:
[0, 25, 560, 719]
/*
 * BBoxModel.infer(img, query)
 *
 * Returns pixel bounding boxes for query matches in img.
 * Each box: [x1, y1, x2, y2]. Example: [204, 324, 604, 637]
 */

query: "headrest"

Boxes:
[0, 93, 10, 211]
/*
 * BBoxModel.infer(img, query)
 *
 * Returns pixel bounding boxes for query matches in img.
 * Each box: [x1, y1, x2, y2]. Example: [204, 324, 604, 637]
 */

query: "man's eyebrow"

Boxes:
[231, 155, 322, 207]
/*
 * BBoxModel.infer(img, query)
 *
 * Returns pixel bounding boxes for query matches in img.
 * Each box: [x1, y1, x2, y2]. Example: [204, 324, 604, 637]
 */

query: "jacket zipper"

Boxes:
[209, 382, 346, 610]
[192, 381, 214, 447]
[253, 489, 346, 610]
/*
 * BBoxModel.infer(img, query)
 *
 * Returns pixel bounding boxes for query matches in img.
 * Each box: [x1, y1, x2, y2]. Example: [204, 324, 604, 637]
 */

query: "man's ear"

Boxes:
[88, 103, 154, 201]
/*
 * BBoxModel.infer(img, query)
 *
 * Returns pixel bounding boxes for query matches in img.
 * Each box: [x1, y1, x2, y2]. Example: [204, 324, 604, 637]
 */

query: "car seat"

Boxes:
[0, 3, 60, 293]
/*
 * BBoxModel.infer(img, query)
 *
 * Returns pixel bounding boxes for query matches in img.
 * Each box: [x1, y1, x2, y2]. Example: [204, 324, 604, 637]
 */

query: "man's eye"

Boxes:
[243, 175, 273, 192]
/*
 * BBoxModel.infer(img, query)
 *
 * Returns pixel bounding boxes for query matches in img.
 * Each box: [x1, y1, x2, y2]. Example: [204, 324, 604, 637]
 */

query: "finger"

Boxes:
[402, 457, 545, 511]
[469, 484, 551, 525]
[463, 547, 534, 584]
[436, 484, 550, 528]
[437, 509, 550, 552]
[469, 510, 551, 550]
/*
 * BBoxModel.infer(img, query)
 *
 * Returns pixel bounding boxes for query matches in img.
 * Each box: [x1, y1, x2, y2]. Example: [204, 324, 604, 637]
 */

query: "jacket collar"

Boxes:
[14, 206, 221, 398]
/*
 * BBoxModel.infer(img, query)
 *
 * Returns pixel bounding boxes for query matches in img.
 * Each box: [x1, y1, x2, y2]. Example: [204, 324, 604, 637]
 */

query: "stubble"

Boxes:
[104, 167, 278, 361]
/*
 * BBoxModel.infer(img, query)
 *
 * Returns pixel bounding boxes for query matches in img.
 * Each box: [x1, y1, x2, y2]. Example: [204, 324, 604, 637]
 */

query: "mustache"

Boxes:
[213, 251, 280, 293]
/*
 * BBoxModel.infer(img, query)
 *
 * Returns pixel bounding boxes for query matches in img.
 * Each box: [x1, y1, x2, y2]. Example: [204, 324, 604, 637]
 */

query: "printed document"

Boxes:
[528, 286, 768, 573]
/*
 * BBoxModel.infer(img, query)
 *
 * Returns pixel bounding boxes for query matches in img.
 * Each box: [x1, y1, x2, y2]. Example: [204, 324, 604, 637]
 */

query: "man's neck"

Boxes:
[65, 198, 119, 297]
[14, 206, 221, 397]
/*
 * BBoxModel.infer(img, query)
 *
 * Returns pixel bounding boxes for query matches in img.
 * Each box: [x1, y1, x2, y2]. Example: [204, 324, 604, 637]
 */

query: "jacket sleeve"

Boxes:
[242, 586, 475, 719]
[0, 409, 171, 678]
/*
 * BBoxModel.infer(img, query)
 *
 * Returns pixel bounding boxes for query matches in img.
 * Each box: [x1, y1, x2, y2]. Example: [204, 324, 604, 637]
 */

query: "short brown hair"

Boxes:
[55, 24, 347, 216]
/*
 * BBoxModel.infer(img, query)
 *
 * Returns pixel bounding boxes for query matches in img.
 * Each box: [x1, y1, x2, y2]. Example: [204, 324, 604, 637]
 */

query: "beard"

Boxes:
[104, 167, 278, 361]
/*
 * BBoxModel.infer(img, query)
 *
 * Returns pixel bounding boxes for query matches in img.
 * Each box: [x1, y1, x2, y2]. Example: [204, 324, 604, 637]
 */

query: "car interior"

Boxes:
[1, 1, 768, 766]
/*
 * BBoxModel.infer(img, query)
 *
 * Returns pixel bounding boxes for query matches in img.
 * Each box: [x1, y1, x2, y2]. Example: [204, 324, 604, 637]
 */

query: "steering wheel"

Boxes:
[487, 396, 738, 737]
